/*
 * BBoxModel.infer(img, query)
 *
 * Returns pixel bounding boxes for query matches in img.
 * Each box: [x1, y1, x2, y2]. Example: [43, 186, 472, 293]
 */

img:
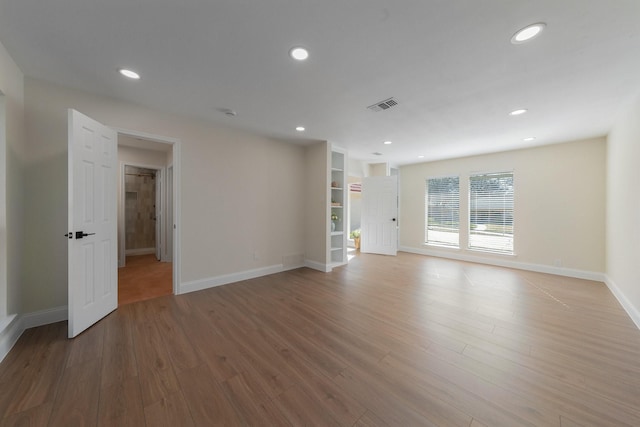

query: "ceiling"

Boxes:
[1, 0, 639, 166]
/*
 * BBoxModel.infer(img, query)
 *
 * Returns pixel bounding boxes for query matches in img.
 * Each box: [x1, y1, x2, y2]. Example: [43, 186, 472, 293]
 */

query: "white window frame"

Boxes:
[425, 175, 460, 248]
[468, 171, 514, 254]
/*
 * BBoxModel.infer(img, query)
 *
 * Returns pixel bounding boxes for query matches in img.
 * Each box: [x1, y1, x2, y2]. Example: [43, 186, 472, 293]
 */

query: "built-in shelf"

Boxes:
[329, 147, 347, 267]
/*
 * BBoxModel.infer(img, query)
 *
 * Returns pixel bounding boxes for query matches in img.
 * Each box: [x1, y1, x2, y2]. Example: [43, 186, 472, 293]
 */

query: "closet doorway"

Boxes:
[117, 135, 174, 305]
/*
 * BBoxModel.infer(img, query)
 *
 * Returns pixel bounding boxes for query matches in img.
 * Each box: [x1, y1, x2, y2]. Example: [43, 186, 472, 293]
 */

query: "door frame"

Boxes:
[114, 128, 181, 296]
[118, 162, 165, 266]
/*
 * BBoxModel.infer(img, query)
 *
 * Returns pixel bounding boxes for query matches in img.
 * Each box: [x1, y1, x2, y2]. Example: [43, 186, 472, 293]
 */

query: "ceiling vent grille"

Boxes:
[367, 97, 399, 112]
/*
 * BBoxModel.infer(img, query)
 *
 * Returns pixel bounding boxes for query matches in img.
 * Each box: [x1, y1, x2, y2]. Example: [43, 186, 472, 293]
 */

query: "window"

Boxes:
[469, 172, 514, 254]
[425, 176, 460, 247]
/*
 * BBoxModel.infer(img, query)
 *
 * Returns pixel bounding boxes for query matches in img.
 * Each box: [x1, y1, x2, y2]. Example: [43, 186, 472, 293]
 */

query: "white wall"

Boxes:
[400, 138, 606, 276]
[22, 77, 307, 312]
[606, 95, 640, 326]
[0, 40, 25, 318]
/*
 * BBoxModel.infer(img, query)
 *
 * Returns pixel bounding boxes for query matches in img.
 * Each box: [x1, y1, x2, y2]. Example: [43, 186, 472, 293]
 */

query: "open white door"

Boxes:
[68, 109, 118, 338]
[361, 176, 398, 256]
[155, 169, 162, 261]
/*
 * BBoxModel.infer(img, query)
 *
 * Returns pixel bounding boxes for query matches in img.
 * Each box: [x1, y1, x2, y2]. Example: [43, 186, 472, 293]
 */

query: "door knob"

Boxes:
[75, 231, 96, 239]
[392, 218, 396, 221]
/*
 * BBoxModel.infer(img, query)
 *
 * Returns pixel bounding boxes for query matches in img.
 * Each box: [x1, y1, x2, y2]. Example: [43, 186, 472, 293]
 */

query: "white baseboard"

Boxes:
[0, 306, 68, 363]
[125, 248, 156, 256]
[22, 306, 68, 329]
[179, 263, 305, 295]
[0, 314, 20, 363]
[304, 259, 332, 272]
[604, 275, 640, 330]
[399, 246, 605, 282]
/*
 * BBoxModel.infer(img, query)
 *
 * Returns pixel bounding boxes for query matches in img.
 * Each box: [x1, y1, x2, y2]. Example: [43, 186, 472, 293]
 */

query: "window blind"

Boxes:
[425, 176, 460, 247]
[469, 172, 514, 253]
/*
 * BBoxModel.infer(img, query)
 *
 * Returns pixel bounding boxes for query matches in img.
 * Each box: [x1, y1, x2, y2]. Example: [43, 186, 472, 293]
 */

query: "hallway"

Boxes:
[118, 254, 172, 305]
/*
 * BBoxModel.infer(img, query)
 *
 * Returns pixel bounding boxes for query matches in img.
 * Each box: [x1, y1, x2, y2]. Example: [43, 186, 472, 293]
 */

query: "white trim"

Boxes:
[399, 246, 605, 282]
[304, 259, 332, 272]
[179, 264, 302, 295]
[112, 127, 181, 145]
[0, 306, 68, 363]
[0, 314, 20, 363]
[125, 247, 156, 256]
[604, 275, 640, 330]
[115, 129, 181, 298]
[22, 306, 68, 329]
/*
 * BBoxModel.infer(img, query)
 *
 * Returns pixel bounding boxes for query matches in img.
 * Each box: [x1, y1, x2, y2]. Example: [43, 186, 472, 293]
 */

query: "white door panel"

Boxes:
[361, 176, 398, 256]
[68, 109, 118, 338]
[155, 169, 162, 261]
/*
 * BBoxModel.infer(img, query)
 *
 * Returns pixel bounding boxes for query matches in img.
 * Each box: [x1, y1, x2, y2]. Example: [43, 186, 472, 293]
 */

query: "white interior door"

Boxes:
[68, 109, 118, 338]
[165, 165, 174, 262]
[361, 176, 398, 256]
[155, 169, 162, 261]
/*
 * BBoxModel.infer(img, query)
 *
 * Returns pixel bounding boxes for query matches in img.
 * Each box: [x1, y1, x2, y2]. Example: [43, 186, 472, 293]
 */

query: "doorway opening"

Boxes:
[117, 133, 177, 305]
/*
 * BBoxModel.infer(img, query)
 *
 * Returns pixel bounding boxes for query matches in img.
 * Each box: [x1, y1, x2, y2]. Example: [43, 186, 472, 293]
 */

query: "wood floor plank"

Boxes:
[3, 323, 68, 417]
[0, 402, 53, 427]
[66, 320, 105, 368]
[221, 372, 293, 426]
[354, 410, 390, 427]
[333, 367, 440, 427]
[97, 377, 145, 427]
[47, 359, 101, 427]
[143, 391, 194, 427]
[272, 385, 342, 426]
[1, 252, 640, 426]
[177, 364, 242, 426]
[138, 365, 182, 409]
[154, 305, 202, 373]
[255, 322, 367, 426]
[100, 309, 138, 388]
[176, 309, 243, 382]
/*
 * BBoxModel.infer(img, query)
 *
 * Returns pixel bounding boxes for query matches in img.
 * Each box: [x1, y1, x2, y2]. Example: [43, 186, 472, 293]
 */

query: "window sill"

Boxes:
[423, 243, 460, 250]
[468, 248, 517, 257]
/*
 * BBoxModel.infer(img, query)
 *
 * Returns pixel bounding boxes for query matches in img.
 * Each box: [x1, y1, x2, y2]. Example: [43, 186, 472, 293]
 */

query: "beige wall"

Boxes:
[0, 41, 25, 317]
[607, 95, 640, 324]
[400, 138, 606, 274]
[304, 141, 329, 268]
[369, 163, 388, 177]
[22, 77, 307, 312]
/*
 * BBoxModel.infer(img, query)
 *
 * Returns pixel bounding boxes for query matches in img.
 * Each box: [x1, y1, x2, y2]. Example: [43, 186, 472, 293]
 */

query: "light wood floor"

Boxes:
[2, 252, 640, 426]
[118, 254, 172, 305]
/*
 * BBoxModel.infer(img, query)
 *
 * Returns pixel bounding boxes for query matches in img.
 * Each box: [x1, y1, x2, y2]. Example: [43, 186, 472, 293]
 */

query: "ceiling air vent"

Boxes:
[367, 97, 399, 112]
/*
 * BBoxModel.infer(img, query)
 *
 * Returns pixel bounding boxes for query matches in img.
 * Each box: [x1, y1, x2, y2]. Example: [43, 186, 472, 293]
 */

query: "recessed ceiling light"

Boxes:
[523, 137, 536, 141]
[383, 141, 393, 145]
[289, 47, 309, 61]
[295, 126, 305, 132]
[509, 109, 528, 116]
[418, 155, 425, 158]
[118, 68, 140, 79]
[511, 23, 546, 44]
